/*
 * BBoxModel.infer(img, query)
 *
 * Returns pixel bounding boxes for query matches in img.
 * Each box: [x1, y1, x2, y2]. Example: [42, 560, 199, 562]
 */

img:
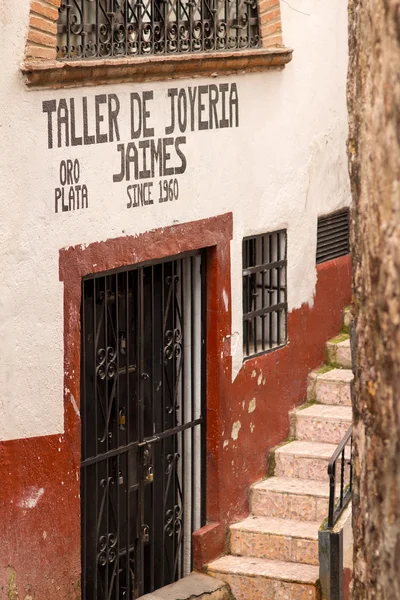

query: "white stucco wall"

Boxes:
[0, 0, 351, 441]
[341, 503, 353, 570]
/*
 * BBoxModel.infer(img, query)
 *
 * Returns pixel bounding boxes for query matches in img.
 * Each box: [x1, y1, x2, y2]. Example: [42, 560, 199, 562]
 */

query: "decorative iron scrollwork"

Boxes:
[97, 532, 118, 566]
[96, 346, 117, 380]
[165, 505, 182, 537]
[164, 329, 182, 360]
[164, 271, 183, 414]
[56, 0, 260, 60]
[97, 478, 119, 567]
[165, 452, 180, 475]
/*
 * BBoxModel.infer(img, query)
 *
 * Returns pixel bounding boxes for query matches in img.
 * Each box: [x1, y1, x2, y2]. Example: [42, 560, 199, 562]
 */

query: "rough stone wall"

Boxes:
[347, 0, 400, 598]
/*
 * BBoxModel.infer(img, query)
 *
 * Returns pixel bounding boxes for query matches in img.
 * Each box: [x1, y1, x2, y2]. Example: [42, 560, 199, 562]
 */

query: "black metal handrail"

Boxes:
[327, 426, 353, 528]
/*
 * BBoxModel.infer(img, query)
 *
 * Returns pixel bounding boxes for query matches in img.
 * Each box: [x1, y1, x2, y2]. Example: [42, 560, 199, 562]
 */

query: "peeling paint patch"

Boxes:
[257, 373, 262, 386]
[251, 370, 257, 378]
[69, 394, 80, 418]
[19, 487, 44, 509]
[230, 331, 240, 355]
[7, 566, 18, 600]
[248, 398, 256, 413]
[24, 584, 34, 600]
[222, 289, 228, 312]
[65, 386, 80, 418]
[231, 421, 241, 441]
[250, 423, 255, 433]
[223, 440, 229, 449]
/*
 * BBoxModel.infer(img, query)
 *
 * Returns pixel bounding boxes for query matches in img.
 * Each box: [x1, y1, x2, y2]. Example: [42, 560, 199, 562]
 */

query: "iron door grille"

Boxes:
[316, 209, 350, 264]
[80, 252, 206, 600]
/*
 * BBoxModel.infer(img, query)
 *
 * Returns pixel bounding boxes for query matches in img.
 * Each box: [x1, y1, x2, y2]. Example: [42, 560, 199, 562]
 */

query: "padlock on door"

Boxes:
[141, 524, 150, 544]
[118, 408, 126, 430]
[146, 466, 154, 483]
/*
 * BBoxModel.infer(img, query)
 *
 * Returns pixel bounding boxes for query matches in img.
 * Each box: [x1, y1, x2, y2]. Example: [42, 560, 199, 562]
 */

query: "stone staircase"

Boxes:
[207, 309, 353, 600]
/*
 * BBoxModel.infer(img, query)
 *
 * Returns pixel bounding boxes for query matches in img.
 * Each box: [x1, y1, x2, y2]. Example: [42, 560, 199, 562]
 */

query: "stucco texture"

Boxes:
[0, 0, 350, 441]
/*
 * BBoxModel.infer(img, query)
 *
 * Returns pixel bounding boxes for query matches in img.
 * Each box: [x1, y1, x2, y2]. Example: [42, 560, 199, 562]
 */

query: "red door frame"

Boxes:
[58, 212, 234, 572]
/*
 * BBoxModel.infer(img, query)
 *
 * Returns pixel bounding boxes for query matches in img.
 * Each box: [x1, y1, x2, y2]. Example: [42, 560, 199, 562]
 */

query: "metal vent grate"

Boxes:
[316, 209, 350, 264]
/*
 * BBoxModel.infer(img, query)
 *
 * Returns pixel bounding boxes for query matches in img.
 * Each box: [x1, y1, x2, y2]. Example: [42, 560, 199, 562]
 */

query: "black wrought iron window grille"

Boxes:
[243, 230, 288, 359]
[56, 0, 261, 60]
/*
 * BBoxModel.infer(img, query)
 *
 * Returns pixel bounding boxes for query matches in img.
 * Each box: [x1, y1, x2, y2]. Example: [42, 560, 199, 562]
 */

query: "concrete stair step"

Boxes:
[274, 440, 350, 481]
[140, 573, 233, 600]
[208, 555, 319, 600]
[308, 367, 353, 406]
[292, 404, 352, 444]
[230, 515, 319, 565]
[326, 335, 352, 368]
[250, 476, 329, 522]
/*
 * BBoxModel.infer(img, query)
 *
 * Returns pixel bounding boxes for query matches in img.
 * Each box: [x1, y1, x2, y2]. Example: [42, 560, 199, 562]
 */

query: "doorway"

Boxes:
[80, 252, 206, 599]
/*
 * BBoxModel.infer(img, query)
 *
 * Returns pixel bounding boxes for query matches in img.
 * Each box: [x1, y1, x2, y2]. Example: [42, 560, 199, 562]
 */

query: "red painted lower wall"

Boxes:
[0, 213, 351, 598]
[195, 250, 352, 562]
[344, 567, 353, 600]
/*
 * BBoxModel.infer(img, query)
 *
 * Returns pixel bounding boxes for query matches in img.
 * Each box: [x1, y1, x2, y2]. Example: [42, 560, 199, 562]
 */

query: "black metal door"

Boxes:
[81, 253, 206, 600]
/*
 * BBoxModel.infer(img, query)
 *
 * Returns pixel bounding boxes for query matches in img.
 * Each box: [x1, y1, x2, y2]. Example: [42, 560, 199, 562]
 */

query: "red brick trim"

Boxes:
[25, 0, 59, 61]
[22, 47, 292, 88]
[259, 0, 283, 46]
[22, 0, 290, 88]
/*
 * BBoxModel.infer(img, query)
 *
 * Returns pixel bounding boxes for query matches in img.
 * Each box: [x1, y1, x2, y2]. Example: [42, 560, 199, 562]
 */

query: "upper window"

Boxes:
[24, 0, 291, 88]
[56, 0, 260, 60]
[242, 230, 287, 359]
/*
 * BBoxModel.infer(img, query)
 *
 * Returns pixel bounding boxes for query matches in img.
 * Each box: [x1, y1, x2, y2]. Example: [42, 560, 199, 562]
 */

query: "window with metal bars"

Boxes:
[316, 209, 350, 264]
[242, 230, 287, 359]
[56, 0, 260, 60]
